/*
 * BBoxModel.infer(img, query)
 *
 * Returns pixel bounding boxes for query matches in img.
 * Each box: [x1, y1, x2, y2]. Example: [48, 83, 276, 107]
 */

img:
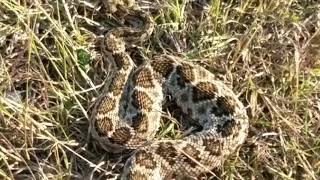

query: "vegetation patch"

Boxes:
[0, 0, 319, 179]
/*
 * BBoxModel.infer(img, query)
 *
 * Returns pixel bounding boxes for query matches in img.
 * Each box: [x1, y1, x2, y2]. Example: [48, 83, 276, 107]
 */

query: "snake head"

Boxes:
[103, 33, 126, 54]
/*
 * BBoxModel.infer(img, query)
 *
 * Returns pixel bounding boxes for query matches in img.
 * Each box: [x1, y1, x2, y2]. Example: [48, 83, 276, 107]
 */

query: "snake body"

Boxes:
[90, 1, 249, 179]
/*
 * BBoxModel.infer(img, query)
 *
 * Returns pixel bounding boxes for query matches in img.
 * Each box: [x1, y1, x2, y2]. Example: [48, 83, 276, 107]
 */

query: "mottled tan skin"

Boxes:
[90, 1, 249, 179]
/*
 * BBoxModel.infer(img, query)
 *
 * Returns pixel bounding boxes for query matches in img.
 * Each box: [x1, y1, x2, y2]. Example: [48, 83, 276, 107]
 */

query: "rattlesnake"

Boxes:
[90, 1, 249, 179]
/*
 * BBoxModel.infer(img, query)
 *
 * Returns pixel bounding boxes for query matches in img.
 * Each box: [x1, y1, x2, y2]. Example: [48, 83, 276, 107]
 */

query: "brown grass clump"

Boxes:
[0, 0, 319, 179]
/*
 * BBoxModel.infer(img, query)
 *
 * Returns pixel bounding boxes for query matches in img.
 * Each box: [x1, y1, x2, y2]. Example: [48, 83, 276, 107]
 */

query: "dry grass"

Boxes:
[0, 0, 319, 179]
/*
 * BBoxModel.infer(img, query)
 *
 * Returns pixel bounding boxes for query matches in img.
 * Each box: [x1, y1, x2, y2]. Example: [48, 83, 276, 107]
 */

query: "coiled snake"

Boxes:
[90, 1, 249, 179]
